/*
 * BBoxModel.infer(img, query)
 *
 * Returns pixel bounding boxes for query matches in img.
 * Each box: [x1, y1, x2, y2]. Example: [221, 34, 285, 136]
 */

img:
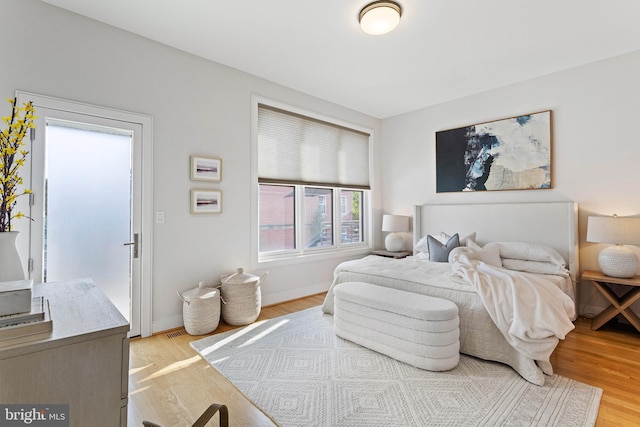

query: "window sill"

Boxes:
[256, 245, 371, 269]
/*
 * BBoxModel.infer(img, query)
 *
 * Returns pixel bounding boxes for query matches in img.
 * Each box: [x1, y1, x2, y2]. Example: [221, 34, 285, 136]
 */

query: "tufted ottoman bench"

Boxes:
[333, 282, 460, 371]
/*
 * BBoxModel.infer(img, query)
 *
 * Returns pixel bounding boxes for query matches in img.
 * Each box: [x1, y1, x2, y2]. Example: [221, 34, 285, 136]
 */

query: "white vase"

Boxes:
[0, 231, 26, 282]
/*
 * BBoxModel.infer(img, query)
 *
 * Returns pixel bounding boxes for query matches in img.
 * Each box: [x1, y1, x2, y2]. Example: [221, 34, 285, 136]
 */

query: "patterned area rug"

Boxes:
[191, 307, 601, 427]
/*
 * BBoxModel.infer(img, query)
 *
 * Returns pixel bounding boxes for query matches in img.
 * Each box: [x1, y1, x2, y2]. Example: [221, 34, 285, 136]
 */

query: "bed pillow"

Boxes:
[439, 231, 476, 246]
[427, 233, 460, 262]
[455, 232, 476, 246]
[494, 242, 566, 267]
[415, 232, 448, 253]
[469, 241, 502, 267]
[415, 231, 476, 255]
[448, 241, 502, 267]
[501, 258, 569, 276]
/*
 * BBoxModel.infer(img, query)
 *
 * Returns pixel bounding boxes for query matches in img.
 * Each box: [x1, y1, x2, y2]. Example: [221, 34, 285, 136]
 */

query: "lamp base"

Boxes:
[598, 245, 639, 278]
[384, 233, 404, 252]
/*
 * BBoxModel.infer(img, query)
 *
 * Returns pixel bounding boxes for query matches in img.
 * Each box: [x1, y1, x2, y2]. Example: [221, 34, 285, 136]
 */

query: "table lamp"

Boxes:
[382, 214, 409, 252]
[587, 215, 640, 278]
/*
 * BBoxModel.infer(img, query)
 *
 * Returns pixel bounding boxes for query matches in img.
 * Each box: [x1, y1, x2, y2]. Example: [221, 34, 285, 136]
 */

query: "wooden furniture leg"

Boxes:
[590, 280, 640, 332]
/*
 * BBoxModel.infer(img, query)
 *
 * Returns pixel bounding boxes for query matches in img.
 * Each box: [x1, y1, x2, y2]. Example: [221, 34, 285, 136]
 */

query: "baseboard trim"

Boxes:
[151, 282, 331, 335]
[152, 314, 183, 335]
[261, 282, 330, 307]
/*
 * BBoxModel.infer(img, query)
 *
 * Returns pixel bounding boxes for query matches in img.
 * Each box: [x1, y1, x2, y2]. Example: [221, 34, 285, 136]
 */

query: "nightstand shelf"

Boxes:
[372, 249, 411, 259]
[582, 269, 640, 333]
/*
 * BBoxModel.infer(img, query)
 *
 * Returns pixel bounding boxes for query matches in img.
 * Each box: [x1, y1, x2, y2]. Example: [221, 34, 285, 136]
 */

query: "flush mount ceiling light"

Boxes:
[359, 1, 402, 35]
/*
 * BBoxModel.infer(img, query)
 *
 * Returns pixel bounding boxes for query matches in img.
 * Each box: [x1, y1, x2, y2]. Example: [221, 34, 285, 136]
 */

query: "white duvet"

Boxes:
[322, 255, 576, 385]
[451, 255, 575, 362]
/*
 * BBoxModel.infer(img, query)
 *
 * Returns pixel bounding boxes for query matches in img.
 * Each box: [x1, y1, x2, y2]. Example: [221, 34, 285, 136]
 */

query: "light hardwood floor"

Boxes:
[129, 293, 640, 427]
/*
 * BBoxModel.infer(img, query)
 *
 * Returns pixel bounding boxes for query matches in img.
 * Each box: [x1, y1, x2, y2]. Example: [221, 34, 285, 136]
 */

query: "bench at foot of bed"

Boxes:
[333, 282, 460, 371]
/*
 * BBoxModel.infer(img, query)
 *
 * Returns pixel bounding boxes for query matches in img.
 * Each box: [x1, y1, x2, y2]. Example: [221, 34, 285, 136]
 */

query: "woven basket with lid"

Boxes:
[220, 267, 267, 326]
[177, 281, 220, 335]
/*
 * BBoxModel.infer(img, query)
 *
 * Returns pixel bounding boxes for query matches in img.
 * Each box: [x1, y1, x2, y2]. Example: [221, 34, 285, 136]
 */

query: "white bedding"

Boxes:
[451, 255, 575, 361]
[322, 255, 576, 385]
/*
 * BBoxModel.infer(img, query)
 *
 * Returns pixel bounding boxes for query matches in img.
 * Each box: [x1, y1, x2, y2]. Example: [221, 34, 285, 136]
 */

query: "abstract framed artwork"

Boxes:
[435, 110, 552, 192]
[191, 155, 222, 182]
[191, 189, 222, 214]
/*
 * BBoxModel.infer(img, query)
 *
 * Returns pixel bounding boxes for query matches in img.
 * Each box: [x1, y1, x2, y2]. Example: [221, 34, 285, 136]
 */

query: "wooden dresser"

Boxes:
[0, 279, 130, 427]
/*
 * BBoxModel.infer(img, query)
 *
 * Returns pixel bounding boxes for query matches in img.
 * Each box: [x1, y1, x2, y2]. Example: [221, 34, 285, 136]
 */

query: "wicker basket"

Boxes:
[220, 268, 267, 326]
[178, 281, 220, 335]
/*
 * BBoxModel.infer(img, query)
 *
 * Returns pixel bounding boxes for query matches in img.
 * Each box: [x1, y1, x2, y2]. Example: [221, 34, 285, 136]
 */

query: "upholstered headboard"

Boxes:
[413, 202, 579, 284]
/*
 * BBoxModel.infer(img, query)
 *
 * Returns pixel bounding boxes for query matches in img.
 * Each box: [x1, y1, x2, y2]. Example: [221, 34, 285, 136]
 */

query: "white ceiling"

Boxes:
[40, 0, 640, 119]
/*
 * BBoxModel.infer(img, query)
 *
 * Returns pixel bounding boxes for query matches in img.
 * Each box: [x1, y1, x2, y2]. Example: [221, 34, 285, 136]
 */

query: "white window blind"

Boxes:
[258, 104, 370, 189]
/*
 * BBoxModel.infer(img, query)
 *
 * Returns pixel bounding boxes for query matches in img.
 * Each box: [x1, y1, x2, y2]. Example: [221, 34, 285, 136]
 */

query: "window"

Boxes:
[317, 194, 327, 216]
[340, 190, 363, 245]
[305, 188, 332, 248]
[258, 184, 295, 253]
[257, 102, 370, 260]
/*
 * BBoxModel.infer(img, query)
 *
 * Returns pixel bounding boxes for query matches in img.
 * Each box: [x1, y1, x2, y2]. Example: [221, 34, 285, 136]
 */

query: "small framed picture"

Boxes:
[191, 189, 222, 214]
[191, 155, 221, 182]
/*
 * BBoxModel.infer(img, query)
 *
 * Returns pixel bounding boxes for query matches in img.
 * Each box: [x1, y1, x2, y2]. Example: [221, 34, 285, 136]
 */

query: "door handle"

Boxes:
[124, 233, 139, 258]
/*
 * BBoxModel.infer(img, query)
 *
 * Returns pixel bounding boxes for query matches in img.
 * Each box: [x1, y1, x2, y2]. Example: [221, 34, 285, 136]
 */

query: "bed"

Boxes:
[322, 202, 579, 385]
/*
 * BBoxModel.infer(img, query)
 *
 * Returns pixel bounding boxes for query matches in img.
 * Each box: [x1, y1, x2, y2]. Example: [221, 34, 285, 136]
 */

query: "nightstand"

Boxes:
[581, 269, 640, 332]
[372, 249, 411, 259]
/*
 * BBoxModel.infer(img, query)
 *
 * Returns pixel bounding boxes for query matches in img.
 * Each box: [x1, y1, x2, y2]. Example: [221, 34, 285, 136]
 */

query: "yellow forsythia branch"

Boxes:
[0, 97, 36, 232]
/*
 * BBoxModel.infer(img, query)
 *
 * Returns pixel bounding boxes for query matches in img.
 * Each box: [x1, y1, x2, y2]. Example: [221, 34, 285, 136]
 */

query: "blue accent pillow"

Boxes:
[427, 233, 460, 262]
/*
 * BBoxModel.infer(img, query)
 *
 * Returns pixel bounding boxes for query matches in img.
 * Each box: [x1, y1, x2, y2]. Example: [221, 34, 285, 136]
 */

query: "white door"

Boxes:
[17, 92, 152, 337]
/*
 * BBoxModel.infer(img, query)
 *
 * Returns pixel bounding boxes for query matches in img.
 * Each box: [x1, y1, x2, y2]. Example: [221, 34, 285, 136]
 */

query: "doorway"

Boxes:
[44, 120, 134, 325]
[17, 92, 153, 337]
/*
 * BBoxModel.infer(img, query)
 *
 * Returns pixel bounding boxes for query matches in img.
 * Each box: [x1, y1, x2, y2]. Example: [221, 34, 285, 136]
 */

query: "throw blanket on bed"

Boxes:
[451, 255, 575, 362]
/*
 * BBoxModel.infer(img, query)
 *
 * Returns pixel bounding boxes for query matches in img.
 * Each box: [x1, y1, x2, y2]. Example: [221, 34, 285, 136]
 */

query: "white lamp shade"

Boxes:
[586, 216, 640, 245]
[381, 214, 409, 232]
[359, 1, 402, 35]
[382, 214, 408, 252]
[587, 215, 640, 278]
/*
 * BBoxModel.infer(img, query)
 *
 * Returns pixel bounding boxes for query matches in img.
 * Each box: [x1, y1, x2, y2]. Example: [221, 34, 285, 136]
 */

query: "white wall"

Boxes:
[2, 0, 381, 332]
[380, 50, 640, 318]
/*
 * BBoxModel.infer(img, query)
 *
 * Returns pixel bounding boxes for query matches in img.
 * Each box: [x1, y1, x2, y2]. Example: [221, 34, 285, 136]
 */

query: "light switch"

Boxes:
[155, 211, 165, 224]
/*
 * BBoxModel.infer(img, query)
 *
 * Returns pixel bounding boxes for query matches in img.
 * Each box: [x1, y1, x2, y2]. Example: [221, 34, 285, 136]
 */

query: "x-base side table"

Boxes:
[581, 269, 640, 332]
